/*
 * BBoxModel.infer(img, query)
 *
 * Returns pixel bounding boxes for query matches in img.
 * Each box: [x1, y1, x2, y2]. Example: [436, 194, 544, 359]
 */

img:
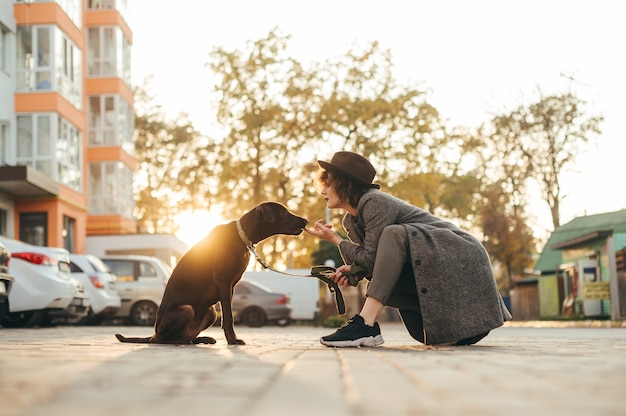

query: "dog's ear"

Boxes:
[258, 203, 276, 223]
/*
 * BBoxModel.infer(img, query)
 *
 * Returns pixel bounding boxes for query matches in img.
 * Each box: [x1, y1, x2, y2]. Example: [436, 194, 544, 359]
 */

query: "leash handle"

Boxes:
[311, 263, 367, 287]
[311, 266, 346, 315]
[309, 263, 368, 315]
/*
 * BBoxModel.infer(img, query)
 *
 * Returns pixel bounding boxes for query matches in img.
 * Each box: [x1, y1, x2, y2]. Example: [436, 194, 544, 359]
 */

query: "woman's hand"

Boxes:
[304, 219, 343, 246]
[331, 264, 352, 287]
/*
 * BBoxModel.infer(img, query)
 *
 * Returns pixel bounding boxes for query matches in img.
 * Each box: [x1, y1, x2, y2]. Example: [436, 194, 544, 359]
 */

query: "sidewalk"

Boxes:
[1, 322, 625, 416]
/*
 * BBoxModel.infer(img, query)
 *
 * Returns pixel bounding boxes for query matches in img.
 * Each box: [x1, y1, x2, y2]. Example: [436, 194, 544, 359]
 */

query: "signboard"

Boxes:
[582, 281, 611, 300]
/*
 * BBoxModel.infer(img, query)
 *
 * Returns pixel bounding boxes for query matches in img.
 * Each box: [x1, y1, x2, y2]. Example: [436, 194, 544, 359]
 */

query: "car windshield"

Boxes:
[154, 259, 173, 276]
[88, 255, 113, 273]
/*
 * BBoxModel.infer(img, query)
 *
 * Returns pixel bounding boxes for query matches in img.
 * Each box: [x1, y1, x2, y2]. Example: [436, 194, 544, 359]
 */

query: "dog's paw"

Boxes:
[193, 336, 217, 344]
[227, 339, 246, 345]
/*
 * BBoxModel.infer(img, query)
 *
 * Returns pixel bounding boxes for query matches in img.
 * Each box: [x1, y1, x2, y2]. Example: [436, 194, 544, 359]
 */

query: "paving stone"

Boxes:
[0, 322, 625, 416]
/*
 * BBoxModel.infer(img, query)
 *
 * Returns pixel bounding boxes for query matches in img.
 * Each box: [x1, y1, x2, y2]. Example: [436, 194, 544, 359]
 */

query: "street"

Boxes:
[1, 322, 625, 416]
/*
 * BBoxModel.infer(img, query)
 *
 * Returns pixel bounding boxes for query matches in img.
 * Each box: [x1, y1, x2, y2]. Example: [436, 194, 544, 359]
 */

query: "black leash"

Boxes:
[235, 219, 366, 315]
[248, 247, 347, 315]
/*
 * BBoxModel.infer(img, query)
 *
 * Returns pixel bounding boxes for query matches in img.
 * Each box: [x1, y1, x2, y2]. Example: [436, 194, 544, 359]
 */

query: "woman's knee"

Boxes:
[380, 224, 408, 244]
[376, 225, 410, 262]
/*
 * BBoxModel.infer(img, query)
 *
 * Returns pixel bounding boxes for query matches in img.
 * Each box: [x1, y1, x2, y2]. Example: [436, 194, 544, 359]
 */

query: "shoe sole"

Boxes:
[320, 334, 384, 347]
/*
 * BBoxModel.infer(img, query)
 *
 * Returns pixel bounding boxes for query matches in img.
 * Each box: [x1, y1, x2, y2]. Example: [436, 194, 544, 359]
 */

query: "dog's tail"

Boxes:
[115, 333, 152, 344]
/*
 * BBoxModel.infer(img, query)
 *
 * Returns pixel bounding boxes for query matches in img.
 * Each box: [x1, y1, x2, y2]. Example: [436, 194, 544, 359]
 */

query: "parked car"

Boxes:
[0, 242, 14, 323]
[100, 255, 172, 326]
[243, 269, 320, 321]
[0, 236, 90, 328]
[69, 254, 121, 325]
[233, 280, 291, 327]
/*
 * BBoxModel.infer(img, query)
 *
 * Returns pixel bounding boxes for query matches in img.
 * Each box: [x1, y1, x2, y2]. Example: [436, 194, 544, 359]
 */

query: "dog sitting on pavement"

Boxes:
[115, 202, 307, 345]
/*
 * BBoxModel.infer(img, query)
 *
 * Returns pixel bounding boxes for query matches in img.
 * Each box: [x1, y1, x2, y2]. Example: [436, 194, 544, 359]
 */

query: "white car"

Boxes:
[0, 236, 90, 328]
[100, 255, 171, 326]
[69, 254, 121, 325]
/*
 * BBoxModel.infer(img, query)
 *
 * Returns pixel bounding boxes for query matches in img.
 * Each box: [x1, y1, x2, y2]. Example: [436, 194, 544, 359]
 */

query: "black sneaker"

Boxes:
[320, 314, 384, 347]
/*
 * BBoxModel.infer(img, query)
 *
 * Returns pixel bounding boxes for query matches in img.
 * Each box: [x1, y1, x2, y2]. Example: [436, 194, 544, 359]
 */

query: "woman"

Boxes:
[305, 151, 511, 347]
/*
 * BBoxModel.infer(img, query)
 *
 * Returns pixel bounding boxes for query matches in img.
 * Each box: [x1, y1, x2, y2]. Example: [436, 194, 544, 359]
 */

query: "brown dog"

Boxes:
[115, 202, 307, 345]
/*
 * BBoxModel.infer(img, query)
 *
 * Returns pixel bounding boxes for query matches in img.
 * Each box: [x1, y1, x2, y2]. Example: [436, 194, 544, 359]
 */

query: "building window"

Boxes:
[17, 114, 53, 176]
[16, 113, 82, 192]
[88, 94, 135, 154]
[17, 26, 49, 90]
[57, 35, 82, 108]
[57, 116, 82, 190]
[16, 26, 52, 91]
[0, 25, 7, 72]
[16, 25, 82, 108]
[86, 0, 129, 22]
[88, 161, 134, 218]
[87, 0, 113, 9]
[20, 212, 48, 247]
[0, 209, 7, 236]
[56, 0, 82, 28]
[87, 26, 131, 85]
[62, 215, 75, 252]
[0, 122, 9, 165]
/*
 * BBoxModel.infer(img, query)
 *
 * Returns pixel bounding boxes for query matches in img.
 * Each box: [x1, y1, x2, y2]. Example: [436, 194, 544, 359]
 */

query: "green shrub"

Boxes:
[322, 315, 346, 328]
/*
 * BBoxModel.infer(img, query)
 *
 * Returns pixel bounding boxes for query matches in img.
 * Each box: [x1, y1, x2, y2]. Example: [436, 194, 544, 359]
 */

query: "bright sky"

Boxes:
[128, 0, 625, 245]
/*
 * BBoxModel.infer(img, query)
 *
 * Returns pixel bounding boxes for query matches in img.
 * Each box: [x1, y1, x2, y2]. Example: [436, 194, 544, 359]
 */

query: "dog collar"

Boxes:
[235, 219, 253, 248]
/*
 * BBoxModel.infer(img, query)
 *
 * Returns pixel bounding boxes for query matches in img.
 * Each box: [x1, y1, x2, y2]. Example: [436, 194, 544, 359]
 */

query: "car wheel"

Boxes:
[0, 309, 44, 328]
[240, 306, 267, 328]
[130, 301, 158, 326]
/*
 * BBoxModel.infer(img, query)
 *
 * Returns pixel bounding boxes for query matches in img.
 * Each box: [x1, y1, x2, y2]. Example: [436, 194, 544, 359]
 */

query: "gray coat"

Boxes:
[338, 189, 512, 345]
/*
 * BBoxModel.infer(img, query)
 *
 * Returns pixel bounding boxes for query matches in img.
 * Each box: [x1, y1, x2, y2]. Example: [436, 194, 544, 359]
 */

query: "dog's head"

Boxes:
[256, 202, 308, 235]
[242, 202, 308, 244]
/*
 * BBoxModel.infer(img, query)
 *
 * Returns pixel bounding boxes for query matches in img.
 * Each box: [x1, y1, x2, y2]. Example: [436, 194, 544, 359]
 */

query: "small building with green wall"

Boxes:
[534, 209, 626, 320]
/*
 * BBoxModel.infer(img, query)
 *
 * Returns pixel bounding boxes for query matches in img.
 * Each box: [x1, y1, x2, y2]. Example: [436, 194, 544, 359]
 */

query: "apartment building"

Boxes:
[0, 0, 136, 253]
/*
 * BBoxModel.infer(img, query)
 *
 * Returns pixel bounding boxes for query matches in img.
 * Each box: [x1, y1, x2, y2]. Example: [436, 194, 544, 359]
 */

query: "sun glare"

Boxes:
[175, 208, 226, 247]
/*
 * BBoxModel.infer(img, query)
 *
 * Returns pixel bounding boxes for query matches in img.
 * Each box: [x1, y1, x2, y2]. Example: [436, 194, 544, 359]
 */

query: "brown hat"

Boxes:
[318, 151, 380, 189]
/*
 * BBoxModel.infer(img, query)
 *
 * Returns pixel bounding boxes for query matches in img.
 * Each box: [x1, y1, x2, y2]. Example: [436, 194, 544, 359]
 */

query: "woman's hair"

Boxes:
[317, 169, 370, 207]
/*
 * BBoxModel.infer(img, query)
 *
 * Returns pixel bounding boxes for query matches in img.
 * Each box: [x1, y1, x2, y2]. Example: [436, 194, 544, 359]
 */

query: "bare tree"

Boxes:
[488, 91, 603, 229]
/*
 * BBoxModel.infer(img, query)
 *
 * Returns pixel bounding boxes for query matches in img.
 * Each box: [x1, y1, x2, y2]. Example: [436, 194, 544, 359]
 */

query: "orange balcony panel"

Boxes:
[15, 3, 59, 24]
[85, 10, 132, 42]
[86, 146, 137, 171]
[87, 214, 137, 236]
[15, 93, 86, 130]
[86, 78, 134, 104]
[14, 3, 83, 47]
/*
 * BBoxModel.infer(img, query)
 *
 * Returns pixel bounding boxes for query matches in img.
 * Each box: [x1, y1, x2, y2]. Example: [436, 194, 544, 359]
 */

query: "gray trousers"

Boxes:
[365, 225, 490, 346]
[366, 225, 418, 309]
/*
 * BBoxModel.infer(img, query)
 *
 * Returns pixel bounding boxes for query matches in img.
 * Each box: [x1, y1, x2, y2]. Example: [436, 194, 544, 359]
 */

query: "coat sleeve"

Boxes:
[338, 195, 399, 273]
